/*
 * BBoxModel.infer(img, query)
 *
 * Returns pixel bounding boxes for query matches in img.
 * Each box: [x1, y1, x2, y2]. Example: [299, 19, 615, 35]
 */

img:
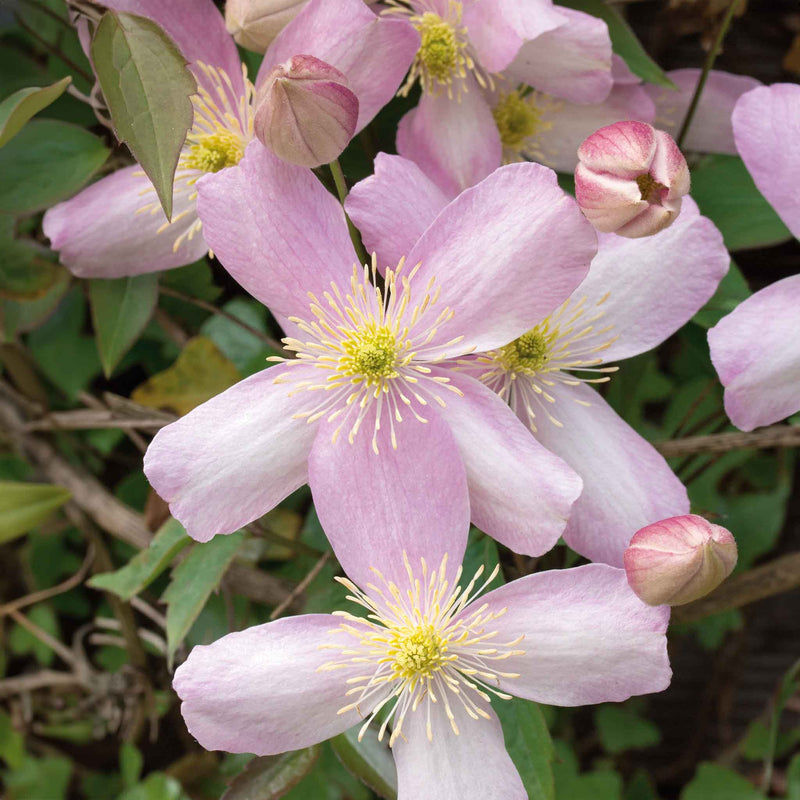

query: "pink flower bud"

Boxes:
[225, 0, 306, 53]
[575, 120, 690, 238]
[254, 55, 359, 168]
[624, 515, 737, 607]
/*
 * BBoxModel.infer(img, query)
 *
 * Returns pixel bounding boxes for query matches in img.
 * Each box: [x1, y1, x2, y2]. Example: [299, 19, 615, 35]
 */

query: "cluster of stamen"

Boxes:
[469, 294, 619, 430]
[318, 553, 524, 745]
[270, 256, 468, 454]
[492, 88, 562, 166]
[385, 1, 492, 99]
[635, 173, 668, 204]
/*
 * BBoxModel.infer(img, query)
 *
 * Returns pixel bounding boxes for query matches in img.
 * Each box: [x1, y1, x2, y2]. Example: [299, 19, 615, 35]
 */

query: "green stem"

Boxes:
[676, 0, 742, 149]
[329, 159, 369, 266]
[762, 657, 800, 793]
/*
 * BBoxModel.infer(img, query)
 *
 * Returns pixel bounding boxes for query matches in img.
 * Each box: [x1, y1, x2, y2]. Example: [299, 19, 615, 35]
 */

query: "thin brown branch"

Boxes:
[270, 551, 332, 620]
[0, 670, 91, 698]
[8, 608, 79, 669]
[655, 425, 800, 459]
[24, 407, 173, 433]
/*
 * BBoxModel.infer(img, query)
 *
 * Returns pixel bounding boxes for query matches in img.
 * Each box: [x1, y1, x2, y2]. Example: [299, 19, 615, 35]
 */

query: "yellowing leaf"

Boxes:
[0, 481, 71, 543]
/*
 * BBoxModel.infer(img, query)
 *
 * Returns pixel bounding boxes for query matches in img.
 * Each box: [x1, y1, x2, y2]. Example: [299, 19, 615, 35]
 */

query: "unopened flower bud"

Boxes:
[254, 55, 359, 168]
[575, 120, 690, 238]
[624, 515, 737, 607]
[225, 0, 306, 53]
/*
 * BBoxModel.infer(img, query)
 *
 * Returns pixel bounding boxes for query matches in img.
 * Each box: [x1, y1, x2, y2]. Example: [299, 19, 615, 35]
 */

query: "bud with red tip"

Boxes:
[254, 55, 359, 168]
[624, 514, 737, 607]
[225, 0, 306, 53]
[575, 120, 690, 238]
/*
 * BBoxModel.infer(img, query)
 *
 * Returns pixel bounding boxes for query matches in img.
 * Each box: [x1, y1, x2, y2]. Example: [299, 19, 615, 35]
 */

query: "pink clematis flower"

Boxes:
[43, 0, 418, 278]
[346, 154, 730, 566]
[144, 145, 596, 553]
[173, 459, 671, 799]
[389, 0, 613, 195]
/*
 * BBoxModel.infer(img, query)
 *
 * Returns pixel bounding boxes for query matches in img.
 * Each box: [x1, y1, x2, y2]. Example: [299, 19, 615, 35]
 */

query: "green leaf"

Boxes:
[91, 11, 196, 220]
[681, 764, 764, 800]
[119, 743, 144, 790]
[89, 518, 189, 601]
[1, 267, 71, 341]
[788, 754, 800, 800]
[331, 727, 398, 800]
[117, 773, 189, 800]
[162, 531, 245, 664]
[692, 261, 750, 329]
[0, 481, 71, 543]
[89, 273, 159, 377]
[691, 155, 793, 250]
[222, 747, 320, 800]
[9, 604, 60, 667]
[0, 76, 72, 148]
[495, 698, 555, 800]
[0, 120, 109, 214]
[555, 0, 674, 88]
[595, 705, 661, 755]
[0, 215, 62, 301]
[4, 755, 72, 800]
[0, 710, 25, 769]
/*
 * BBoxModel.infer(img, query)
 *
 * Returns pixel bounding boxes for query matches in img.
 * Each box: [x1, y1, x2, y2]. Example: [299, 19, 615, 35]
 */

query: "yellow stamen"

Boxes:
[492, 88, 562, 166]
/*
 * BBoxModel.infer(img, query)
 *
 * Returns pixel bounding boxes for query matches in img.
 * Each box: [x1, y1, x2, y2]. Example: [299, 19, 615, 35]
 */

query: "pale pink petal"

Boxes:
[43, 165, 208, 278]
[506, 8, 613, 104]
[533, 383, 689, 567]
[476, 564, 671, 704]
[407, 162, 596, 355]
[577, 119, 656, 177]
[573, 197, 728, 363]
[259, 0, 419, 131]
[708, 274, 800, 431]
[174, 615, 361, 755]
[436, 370, 582, 556]
[396, 80, 502, 196]
[732, 83, 800, 239]
[611, 54, 640, 85]
[393, 701, 526, 800]
[573, 165, 648, 231]
[143, 364, 319, 542]
[646, 69, 762, 155]
[195, 142, 356, 318]
[345, 154, 450, 269]
[308, 407, 469, 590]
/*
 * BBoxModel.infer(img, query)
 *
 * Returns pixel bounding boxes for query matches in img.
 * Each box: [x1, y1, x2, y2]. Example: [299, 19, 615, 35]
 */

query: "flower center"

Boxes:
[492, 89, 561, 165]
[391, 624, 447, 680]
[417, 13, 463, 85]
[636, 173, 667, 204]
[342, 325, 399, 383]
[500, 330, 552, 374]
[181, 130, 245, 173]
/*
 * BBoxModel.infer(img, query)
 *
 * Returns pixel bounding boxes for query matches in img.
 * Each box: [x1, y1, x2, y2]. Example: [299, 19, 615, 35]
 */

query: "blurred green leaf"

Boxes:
[331, 727, 397, 800]
[120, 743, 144, 790]
[0, 120, 108, 214]
[0, 481, 70, 542]
[691, 155, 793, 251]
[788, 754, 800, 800]
[201, 298, 274, 375]
[681, 764, 764, 800]
[222, 746, 320, 800]
[1, 266, 70, 341]
[0, 215, 62, 301]
[9, 604, 60, 667]
[162, 531, 245, 664]
[89, 273, 159, 377]
[4, 755, 72, 800]
[553, 740, 623, 800]
[0, 76, 71, 147]
[595, 705, 661, 755]
[0, 711, 25, 769]
[89, 518, 189, 601]
[740, 720, 800, 762]
[118, 772, 190, 800]
[626, 771, 661, 800]
[692, 261, 750, 329]
[91, 11, 195, 219]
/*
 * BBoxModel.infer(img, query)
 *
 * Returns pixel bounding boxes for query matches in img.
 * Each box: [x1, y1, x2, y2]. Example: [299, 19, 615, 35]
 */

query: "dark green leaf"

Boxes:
[331, 727, 397, 800]
[117, 772, 189, 800]
[91, 11, 196, 219]
[9, 604, 59, 666]
[788, 754, 800, 800]
[222, 747, 320, 800]
[0, 76, 72, 147]
[680, 764, 764, 800]
[4, 755, 72, 800]
[0, 710, 25, 769]
[0, 215, 62, 301]
[0, 120, 108, 214]
[1, 267, 71, 341]
[0, 481, 71, 543]
[692, 261, 750, 329]
[89, 273, 159, 377]
[595, 705, 661, 754]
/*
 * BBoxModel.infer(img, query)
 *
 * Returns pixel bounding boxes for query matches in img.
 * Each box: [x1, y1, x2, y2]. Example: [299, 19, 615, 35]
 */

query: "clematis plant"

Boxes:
[43, 0, 418, 278]
[173, 441, 671, 799]
[143, 145, 597, 556]
[346, 154, 730, 566]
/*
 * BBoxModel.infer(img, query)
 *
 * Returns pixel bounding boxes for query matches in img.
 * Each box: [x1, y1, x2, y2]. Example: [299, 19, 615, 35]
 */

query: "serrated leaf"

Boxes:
[0, 120, 109, 214]
[0, 76, 72, 147]
[89, 518, 189, 601]
[331, 727, 397, 800]
[555, 0, 674, 88]
[162, 532, 245, 664]
[89, 273, 159, 377]
[131, 336, 242, 415]
[0, 481, 71, 543]
[681, 764, 764, 800]
[91, 11, 195, 220]
[222, 747, 320, 800]
[691, 155, 793, 251]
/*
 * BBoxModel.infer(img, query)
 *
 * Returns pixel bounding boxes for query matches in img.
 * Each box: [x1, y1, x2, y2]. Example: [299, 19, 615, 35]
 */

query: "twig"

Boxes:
[79, 391, 148, 453]
[654, 425, 800, 458]
[24, 407, 172, 433]
[270, 551, 332, 620]
[0, 671, 91, 698]
[14, 13, 94, 84]
[8, 608, 79, 669]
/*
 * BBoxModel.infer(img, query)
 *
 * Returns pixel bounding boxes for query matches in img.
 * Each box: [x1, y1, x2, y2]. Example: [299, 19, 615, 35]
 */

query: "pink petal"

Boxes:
[476, 564, 671, 705]
[308, 406, 469, 591]
[708, 274, 800, 431]
[533, 383, 689, 567]
[506, 8, 613, 104]
[174, 614, 361, 755]
[393, 701, 526, 800]
[732, 83, 800, 239]
[143, 364, 319, 542]
[259, 0, 419, 132]
[577, 119, 657, 177]
[345, 154, 450, 269]
[574, 197, 728, 363]
[396, 80, 502, 196]
[43, 165, 208, 278]
[407, 162, 596, 355]
[195, 142, 356, 318]
[646, 69, 762, 155]
[437, 370, 582, 556]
